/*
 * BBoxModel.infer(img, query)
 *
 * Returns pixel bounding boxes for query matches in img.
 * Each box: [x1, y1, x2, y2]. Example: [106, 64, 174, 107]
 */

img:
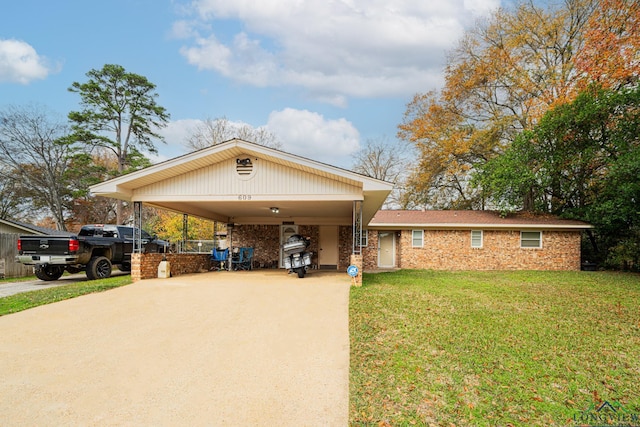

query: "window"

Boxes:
[412, 230, 424, 248]
[521, 231, 542, 248]
[471, 230, 483, 248]
[360, 230, 368, 247]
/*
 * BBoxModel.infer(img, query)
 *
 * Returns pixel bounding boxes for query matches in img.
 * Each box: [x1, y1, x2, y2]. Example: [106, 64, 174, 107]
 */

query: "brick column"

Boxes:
[349, 253, 363, 287]
[131, 253, 142, 282]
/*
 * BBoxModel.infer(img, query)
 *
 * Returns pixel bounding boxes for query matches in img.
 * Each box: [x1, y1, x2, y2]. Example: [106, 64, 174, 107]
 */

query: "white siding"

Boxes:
[134, 157, 361, 199]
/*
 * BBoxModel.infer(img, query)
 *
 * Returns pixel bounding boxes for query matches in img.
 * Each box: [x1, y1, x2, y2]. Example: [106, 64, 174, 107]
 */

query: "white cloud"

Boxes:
[176, 0, 498, 103]
[151, 111, 360, 167]
[0, 39, 52, 84]
[151, 119, 200, 162]
[464, 0, 501, 15]
[266, 108, 360, 166]
[159, 118, 202, 146]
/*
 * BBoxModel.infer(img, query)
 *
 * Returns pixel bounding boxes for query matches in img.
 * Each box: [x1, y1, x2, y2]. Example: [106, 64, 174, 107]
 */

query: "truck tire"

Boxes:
[296, 267, 306, 278]
[35, 265, 64, 281]
[86, 256, 112, 280]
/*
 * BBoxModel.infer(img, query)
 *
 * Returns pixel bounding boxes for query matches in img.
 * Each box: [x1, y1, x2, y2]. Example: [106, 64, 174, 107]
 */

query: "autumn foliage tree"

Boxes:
[147, 210, 216, 244]
[398, 0, 597, 208]
[575, 0, 640, 89]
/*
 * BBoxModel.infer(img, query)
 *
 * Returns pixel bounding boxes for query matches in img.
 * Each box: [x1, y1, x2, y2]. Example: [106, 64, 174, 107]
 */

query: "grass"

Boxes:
[350, 270, 640, 426]
[0, 275, 36, 283]
[0, 275, 132, 316]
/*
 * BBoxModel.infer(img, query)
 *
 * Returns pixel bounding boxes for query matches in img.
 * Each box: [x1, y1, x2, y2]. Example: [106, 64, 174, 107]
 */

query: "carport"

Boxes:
[90, 139, 393, 282]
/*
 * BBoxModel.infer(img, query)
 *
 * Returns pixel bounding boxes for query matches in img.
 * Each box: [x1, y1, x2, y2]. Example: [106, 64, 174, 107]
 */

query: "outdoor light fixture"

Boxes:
[270, 207, 280, 214]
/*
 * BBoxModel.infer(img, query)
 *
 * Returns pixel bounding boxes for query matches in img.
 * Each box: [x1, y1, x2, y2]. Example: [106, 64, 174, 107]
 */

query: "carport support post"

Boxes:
[350, 254, 363, 286]
[132, 201, 143, 282]
[182, 214, 188, 253]
[350, 201, 363, 286]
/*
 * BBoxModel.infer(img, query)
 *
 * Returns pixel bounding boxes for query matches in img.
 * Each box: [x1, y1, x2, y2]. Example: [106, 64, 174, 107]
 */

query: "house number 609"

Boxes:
[238, 195, 252, 200]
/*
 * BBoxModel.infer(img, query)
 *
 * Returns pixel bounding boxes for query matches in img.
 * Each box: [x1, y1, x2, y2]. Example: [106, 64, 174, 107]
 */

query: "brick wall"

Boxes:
[229, 224, 321, 268]
[362, 230, 380, 270]
[362, 229, 582, 271]
[131, 253, 210, 281]
[338, 226, 354, 271]
[228, 225, 281, 268]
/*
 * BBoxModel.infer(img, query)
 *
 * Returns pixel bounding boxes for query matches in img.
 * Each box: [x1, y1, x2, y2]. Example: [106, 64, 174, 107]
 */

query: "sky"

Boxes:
[0, 0, 501, 169]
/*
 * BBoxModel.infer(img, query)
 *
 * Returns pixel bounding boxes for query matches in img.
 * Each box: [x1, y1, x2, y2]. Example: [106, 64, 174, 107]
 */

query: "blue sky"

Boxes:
[1, 0, 500, 168]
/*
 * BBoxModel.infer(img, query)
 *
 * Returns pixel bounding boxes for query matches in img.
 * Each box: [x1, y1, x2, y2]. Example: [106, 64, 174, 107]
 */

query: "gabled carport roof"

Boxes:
[90, 139, 394, 225]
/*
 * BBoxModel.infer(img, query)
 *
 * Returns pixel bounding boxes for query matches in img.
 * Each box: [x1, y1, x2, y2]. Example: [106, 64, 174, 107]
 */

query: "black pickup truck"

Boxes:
[16, 224, 168, 281]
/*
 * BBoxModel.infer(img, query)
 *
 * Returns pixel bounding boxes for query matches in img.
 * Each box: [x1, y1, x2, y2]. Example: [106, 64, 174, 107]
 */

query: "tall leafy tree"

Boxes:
[476, 85, 640, 267]
[68, 64, 170, 223]
[0, 105, 81, 230]
[398, 0, 596, 208]
[575, 0, 640, 89]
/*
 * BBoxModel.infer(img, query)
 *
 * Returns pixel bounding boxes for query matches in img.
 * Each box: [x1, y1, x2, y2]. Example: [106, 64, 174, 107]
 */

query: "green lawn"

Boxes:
[0, 276, 132, 316]
[350, 270, 640, 426]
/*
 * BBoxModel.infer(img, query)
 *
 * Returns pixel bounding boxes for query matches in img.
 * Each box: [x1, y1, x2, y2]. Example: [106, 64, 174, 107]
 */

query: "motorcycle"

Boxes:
[283, 234, 313, 278]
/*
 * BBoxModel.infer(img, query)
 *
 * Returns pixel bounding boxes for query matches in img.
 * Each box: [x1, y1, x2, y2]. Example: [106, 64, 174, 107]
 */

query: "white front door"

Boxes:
[280, 225, 299, 268]
[378, 231, 395, 268]
[319, 225, 339, 269]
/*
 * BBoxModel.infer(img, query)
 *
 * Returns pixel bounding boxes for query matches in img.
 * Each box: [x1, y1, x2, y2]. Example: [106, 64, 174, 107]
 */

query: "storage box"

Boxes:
[303, 252, 312, 265]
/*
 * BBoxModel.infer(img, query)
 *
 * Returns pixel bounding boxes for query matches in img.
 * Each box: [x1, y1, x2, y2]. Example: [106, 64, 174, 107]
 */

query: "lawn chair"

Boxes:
[210, 248, 229, 271]
[231, 247, 254, 270]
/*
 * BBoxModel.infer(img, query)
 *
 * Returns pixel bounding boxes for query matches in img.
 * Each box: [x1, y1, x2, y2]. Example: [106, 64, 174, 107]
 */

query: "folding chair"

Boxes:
[210, 248, 229, 271]
[231, 247, 254, 270]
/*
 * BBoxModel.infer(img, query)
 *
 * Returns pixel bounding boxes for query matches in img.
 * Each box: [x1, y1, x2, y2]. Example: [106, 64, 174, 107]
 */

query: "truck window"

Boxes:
[79, 227, 99, 237]
[120, 227, 134, 240]
[103, 225, 118, 238]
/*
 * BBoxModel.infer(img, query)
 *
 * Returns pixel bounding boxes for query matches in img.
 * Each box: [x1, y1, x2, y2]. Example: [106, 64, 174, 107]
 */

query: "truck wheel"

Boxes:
[35, 265, 64, 281]
[296, 267, 306, 278]
[86, 256, 112, 280]
[117, 263, 131, 272]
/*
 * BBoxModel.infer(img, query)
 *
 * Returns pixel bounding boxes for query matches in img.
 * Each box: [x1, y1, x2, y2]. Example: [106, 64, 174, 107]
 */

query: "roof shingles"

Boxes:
[369, 210, 591, 228]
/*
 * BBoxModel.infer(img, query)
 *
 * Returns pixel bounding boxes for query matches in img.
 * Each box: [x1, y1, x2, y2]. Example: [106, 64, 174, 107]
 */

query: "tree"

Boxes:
[185, 116, 281, 151]
[147, 210, 215, 243]
[575, 0, 640, 89]
[68, 64, 170, 223]
[399, 0, 597, 208]
[476, 85, 640, 267]
[351, 137, 410, 209]
[0, 172, 24, 220]
[0, 105, 81, 230]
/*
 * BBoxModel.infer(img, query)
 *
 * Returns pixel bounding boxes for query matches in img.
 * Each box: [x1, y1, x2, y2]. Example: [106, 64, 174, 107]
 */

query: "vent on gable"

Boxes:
[236, 158, 254, 177]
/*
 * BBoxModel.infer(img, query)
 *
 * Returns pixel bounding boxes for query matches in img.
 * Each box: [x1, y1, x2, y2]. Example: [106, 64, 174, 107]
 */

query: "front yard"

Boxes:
[0, 276, 132, 316]
[350, 270, 640, 426]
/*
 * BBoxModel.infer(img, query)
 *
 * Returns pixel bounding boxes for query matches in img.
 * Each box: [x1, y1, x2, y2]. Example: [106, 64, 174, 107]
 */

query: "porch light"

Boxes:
[270, 207, 280, 214]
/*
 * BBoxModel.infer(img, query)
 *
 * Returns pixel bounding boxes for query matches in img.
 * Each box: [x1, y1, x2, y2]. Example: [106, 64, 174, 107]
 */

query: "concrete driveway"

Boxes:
[0, 270, 350, 426]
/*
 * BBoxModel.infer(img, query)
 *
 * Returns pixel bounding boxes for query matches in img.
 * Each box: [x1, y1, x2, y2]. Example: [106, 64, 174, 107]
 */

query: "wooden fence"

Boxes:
[0, 233, 34, 278]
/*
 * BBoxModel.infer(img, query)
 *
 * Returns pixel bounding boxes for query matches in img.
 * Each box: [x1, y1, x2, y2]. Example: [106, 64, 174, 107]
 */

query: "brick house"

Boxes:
[365, 210, 591, 271]
[90, 139, 591, 280]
